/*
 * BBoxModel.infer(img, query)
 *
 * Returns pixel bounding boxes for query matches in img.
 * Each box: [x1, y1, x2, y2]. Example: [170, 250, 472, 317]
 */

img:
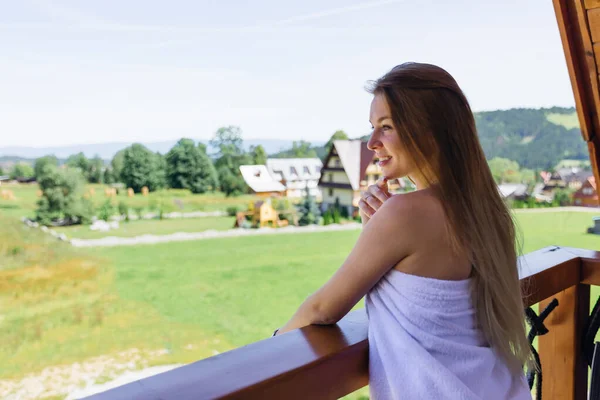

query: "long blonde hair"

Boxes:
[367, 62, 531, 373]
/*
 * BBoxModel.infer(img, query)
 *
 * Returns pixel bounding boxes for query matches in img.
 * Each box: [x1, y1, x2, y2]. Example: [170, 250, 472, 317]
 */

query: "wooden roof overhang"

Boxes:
[554, 0, 600, 192]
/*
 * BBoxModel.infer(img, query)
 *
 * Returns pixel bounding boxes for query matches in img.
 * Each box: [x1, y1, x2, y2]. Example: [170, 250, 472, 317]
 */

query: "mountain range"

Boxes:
[0, 139, 324, 161]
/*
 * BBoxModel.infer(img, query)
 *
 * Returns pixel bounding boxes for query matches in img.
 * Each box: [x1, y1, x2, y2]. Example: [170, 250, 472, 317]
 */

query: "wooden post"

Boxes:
[538, 284, 590, 400]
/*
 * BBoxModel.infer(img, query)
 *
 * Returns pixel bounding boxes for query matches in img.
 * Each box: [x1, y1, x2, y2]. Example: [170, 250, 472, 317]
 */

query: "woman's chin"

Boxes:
[381, 168, 402, 180]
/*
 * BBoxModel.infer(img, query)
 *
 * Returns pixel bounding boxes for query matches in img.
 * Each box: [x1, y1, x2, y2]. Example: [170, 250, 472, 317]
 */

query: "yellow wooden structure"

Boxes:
[252, 200, 278, 228]
[233, 199, 298, 228]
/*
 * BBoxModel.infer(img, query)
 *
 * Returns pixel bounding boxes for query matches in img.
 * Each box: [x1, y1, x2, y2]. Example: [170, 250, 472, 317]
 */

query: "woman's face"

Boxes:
[367, 93, 415, 180]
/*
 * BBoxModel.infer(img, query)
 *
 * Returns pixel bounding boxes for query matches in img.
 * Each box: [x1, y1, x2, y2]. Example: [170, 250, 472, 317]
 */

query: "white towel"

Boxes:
[365, 268, 531, 399]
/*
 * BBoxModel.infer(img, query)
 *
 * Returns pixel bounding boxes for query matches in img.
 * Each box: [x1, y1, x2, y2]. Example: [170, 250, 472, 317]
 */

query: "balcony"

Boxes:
[86, 245, 600, 399]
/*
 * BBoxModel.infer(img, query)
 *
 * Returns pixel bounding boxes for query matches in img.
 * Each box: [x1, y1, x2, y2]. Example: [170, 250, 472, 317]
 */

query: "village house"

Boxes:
[497, 183, 529, 201]
[573, 175, 599, 207]
[239, 165, 286, 197]
[541, 168, 593, 192]
[266, 158, 322, 200]
[557, 167, 593, 190]
[318, 139, 401, 216]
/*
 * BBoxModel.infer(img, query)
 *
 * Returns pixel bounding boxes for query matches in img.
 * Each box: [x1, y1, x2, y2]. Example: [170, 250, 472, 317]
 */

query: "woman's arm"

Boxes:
[275, 295, 331, 335]
[275, 195, 418, 335]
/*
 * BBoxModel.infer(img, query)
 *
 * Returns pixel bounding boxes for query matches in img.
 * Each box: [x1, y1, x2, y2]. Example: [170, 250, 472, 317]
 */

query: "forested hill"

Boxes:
[474, 107, 587, 170]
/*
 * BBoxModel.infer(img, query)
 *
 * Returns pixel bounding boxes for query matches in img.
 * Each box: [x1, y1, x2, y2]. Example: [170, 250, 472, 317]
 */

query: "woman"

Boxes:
[274, 62, 532, 399]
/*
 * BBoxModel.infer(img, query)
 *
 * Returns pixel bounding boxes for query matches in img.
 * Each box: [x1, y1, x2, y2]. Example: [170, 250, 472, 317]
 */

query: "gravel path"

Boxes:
[70, 223, 362, 248]
[0, 348, 185, 400]
[66, 364, 182, 399]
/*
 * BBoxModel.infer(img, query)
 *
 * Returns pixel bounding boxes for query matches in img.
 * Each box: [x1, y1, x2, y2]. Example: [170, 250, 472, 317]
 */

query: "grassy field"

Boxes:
[546, 111, 580, 130]
[2, 183, 600, 398]
[52, 216, 236, 239]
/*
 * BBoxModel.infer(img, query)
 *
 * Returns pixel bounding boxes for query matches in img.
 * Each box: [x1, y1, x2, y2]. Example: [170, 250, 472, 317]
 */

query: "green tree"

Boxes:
[250, 144, 267, 165]
[166, 138, 219, 194]
[520, 168, 536, 184]
[210, 126, 251, 196]
[88, 155, 105, 184]
[156, 151, 167, 184]
[35, 164, 93, 225]
[553, 189, 572, 207]
[210, 126, 247, 168]
[0, 166, 4, 176]
[108, 149, 126, 183]
[325, 130, 349, 155]
[217, 165, 247, 197]
[290, 141, 317, 158]
[34, 155, 58, 179]
[10, 163, 34, 179]
[103, 168, 114, 184]
[66, 152, 91, 181]
[121, 144, 166, 193]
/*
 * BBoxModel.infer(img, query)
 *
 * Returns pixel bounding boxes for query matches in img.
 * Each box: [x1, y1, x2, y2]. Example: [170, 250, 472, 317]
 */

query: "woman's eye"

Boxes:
[382, 125, 392, 131]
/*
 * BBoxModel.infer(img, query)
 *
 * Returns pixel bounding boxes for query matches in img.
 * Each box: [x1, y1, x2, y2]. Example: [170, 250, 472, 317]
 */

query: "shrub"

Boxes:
[35, 164, 93, 226]
[226, 206, 240, 217]
[340, 205, 349, 219]
[332, 207, 341, 224]
[323, 209, 332, 225]
[98, 200, 114, 222]
[118, 201, 129, 221]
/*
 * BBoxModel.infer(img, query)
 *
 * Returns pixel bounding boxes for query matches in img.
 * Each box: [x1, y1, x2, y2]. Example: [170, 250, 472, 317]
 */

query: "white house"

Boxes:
[266, 158, 322, 200]
[239, 165, 286, 196]
[497, 183, 529, 200]
[318, 140, 401, 216]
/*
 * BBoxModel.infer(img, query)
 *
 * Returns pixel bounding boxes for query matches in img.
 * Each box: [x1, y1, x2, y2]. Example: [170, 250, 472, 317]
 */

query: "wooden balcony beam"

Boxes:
[86, 310, 369, 400]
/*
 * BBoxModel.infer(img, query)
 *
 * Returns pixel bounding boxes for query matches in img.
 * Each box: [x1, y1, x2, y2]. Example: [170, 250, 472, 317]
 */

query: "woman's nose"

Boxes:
[367, 133, 381, 151]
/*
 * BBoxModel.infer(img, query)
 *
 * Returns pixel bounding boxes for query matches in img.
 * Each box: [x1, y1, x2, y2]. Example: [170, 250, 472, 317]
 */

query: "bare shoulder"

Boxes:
[379, 189, 471, 279]
[379, 188, 443, 221]
[367, 189, 442, 248]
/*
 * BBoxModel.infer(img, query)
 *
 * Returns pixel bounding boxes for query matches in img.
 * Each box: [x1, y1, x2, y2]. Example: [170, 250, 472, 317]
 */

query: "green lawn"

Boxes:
[2, 210, 600, 399]
[513, 210, 600, 252]
[52, 216, 236, 239]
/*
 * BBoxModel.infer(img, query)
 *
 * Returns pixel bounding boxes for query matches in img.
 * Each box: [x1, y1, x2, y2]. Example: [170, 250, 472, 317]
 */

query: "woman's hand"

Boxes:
[358, 177, 390, 226]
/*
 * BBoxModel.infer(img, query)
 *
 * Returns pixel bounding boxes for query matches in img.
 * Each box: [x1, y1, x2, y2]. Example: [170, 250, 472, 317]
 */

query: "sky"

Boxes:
[0, 0, 576, 147]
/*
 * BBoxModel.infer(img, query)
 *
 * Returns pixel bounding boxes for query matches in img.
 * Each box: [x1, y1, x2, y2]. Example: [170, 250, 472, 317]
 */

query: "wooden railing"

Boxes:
[86, 246, 600, 400]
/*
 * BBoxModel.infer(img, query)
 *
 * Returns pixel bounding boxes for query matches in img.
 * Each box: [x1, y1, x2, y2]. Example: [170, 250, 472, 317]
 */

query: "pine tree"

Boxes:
[298, 190, 321, 226]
